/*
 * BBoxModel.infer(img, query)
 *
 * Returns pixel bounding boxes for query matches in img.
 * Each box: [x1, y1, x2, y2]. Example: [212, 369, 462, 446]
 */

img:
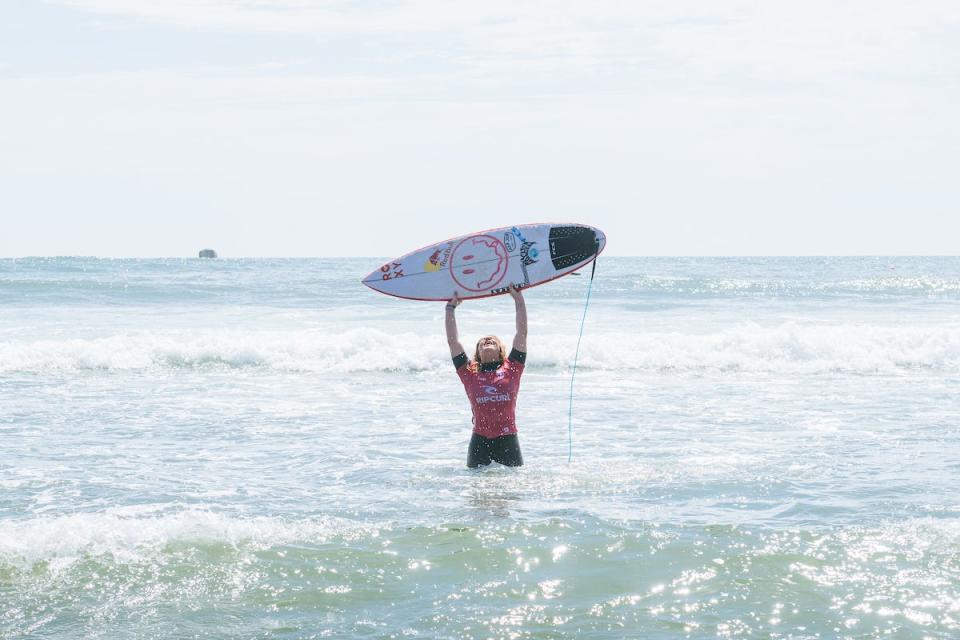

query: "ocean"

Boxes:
[2, 256, 959, 639]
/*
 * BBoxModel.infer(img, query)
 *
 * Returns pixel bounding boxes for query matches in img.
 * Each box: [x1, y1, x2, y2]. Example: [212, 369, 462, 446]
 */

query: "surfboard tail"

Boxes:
[548, 226, 603, 270]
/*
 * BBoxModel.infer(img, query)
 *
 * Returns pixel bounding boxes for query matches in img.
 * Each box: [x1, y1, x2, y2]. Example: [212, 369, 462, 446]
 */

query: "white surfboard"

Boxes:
[362, 223, 606, 301]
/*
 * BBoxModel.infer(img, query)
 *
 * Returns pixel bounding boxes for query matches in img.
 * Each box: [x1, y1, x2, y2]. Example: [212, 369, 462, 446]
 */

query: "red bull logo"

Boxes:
[423, 242, 453, 273]
[424, 249, 442, 272]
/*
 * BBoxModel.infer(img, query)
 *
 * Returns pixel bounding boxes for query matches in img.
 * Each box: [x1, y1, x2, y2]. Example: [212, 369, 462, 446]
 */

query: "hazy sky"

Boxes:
[2, 0, 958, 257]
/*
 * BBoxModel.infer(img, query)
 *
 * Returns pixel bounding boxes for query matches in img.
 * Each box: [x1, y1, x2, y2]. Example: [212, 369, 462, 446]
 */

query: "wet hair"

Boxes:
[470, 335, 507, 371]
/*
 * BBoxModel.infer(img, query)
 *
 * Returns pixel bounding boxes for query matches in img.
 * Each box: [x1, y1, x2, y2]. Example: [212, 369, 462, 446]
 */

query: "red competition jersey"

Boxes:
[456, 354, 525, 438]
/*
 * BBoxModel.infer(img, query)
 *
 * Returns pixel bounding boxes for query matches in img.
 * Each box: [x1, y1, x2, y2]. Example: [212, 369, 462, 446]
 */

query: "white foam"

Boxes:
[1, 323, 958, 374]
[0, 507, 377, 570]
[540, 322, 960, 373]
[0, 328, 444, 373]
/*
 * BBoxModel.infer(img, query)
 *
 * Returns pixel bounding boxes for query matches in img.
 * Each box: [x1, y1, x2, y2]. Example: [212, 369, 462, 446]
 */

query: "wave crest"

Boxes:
[1, 324, 958, 374]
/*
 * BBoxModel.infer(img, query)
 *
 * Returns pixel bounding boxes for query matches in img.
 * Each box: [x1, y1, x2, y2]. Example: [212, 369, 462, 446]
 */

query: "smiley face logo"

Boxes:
[450, 235, 509, 292]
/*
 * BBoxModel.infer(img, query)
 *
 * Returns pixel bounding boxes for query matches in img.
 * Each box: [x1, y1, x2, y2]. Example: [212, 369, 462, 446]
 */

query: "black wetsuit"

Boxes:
[467, 432, 523, 468]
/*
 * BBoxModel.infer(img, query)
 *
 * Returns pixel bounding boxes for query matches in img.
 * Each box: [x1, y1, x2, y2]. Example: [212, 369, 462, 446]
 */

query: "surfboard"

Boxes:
[362, 223, 606, 301]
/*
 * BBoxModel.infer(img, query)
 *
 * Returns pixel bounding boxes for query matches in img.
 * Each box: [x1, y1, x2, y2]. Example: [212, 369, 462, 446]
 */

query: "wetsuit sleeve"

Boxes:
[508, 348, 526, 364]
[452, 352, 469, 370]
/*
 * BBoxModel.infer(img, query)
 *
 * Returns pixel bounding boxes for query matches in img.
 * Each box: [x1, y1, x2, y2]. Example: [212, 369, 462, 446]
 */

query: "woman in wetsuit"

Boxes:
[445, 284, 527, 468]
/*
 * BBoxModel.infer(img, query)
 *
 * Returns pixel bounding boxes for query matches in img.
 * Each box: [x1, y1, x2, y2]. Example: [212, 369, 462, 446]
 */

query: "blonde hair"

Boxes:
[471, 335, 507, 371]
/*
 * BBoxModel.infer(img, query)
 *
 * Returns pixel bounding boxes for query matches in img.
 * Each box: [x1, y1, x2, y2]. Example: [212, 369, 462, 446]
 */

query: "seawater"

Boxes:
[2, 257, 960, 639]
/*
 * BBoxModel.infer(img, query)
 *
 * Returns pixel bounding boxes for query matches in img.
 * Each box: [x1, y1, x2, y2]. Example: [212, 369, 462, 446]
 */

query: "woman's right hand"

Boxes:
[445, 291, 465, 357]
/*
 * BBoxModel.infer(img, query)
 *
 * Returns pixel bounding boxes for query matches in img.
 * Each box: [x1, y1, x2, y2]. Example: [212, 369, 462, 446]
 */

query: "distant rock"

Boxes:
[199, 249, 218, 259]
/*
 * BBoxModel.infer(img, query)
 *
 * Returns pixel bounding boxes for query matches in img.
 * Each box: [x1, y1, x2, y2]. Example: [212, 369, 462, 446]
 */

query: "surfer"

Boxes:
[446, 284, 527, 468]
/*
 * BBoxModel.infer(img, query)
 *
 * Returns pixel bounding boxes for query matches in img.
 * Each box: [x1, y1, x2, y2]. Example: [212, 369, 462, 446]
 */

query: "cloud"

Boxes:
[2, 1, 957, 255]
[42, 0, 960, 91]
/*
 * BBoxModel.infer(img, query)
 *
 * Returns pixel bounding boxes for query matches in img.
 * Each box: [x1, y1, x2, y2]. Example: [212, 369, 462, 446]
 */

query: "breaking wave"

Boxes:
[1, 324, 959, 374]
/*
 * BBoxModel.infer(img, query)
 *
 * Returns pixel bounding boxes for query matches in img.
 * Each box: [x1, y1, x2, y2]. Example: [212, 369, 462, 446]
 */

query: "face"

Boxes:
[477, 336, 502, 364]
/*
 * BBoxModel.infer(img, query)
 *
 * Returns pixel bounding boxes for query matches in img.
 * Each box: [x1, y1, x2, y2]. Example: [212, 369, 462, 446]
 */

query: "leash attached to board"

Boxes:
[567, 244, 599, 463]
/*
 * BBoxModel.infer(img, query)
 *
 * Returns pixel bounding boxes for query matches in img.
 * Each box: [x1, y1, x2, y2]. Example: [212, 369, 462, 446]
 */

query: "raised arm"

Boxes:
[445, 292, 466, 358]
[509, 284, 527, 353]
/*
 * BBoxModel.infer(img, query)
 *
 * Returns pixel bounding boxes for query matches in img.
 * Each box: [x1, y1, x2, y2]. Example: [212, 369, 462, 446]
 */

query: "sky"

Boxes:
[1, 0, 958, 257]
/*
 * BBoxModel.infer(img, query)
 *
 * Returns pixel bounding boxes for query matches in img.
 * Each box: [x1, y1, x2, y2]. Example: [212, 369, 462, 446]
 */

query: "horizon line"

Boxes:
[1, 254, 956, 260]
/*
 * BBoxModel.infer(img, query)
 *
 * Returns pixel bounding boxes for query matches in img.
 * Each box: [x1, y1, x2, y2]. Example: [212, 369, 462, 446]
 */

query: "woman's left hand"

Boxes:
[508, 283, 524, 300]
